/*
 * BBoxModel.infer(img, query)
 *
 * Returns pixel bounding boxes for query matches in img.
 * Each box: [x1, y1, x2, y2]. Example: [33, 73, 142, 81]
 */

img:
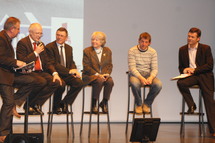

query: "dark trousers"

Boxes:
[0, 85, 14, 136]
[177, 75, 215, 133]
[13, 73, 40, 106]
[26, 72, 60, 107]
[90, 77, 114, 100]
[0, 73, 40, 136]
[53, 76, 83, 109]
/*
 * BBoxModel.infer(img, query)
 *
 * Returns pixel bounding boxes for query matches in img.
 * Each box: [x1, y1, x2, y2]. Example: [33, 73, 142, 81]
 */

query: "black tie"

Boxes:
[60, 46, 65, 66]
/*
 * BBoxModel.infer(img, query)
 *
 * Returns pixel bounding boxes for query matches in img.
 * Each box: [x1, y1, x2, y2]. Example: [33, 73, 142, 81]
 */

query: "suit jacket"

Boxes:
[16, 36, 56, 74]
[82, 46, 113, 84]
[0, 30, 17, 85]
[178, 43, 214, 91]
[46, 41, 77, 77]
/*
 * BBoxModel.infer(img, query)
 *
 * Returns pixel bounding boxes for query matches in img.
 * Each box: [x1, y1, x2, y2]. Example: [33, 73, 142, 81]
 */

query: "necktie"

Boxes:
[60, 46, 65, 66]
[33, 42, 42, 71]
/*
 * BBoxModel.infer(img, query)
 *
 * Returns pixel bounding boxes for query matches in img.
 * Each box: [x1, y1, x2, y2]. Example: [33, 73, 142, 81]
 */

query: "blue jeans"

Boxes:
[130, 75, 162, 106]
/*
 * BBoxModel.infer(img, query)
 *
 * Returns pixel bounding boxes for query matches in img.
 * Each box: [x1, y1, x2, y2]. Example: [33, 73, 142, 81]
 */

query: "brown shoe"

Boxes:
[212, 133, 215, 137]
[142, 104, 150, 113]
[135, 106, 143, 114]
[0, 136, 6, 142]
[13, 106, 21, 118]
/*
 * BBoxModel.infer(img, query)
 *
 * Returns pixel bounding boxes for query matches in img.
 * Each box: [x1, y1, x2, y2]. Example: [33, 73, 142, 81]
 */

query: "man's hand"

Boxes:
[53, 74, 62, 85]
[139, 77, 148, 85]
[146, 76, 154, 85]
[183, 68, 195, 75]
[16, 60, 26, 67]
[34, 43, 44, 54]
[69, 69, 81, 78]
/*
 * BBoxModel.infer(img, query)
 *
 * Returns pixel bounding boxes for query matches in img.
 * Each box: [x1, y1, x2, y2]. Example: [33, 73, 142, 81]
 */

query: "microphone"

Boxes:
[36, 41, 43, 46]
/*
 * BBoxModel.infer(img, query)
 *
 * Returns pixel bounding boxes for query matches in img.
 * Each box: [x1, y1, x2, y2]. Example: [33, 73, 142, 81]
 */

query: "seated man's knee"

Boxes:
[36, 77, 47, 87]
[106, 78, 114, 87]
[130, 77, 141, 88]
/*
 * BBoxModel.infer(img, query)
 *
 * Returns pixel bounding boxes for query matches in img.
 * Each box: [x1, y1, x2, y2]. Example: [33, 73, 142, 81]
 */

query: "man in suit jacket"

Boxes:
[16, 23, 62, 115]
[83, 31, 114, 113]
[177, 27, 215, 136]
[0, 17, 39, 142]
[46, 27, 83, 114]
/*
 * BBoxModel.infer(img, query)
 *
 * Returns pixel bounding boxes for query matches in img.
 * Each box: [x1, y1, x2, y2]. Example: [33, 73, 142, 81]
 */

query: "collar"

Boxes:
[188, 43, 198, 50]
[29, 36, 36, 44]
[56, 42, 65, 48]
[4, 30, 12, 43]
[137, 45, 148, 52]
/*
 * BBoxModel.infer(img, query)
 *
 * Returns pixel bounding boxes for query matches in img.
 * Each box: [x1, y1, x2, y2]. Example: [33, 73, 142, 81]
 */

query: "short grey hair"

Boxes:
[91, 31, 107, 47]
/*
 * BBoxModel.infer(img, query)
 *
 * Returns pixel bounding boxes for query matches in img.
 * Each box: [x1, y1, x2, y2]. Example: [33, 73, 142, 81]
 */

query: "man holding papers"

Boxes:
[177, 27, 215, 137]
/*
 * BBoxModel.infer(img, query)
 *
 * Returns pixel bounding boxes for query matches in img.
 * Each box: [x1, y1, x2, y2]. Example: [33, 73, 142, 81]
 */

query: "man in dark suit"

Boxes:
[46, 27, 83, 114]
[16, 23, 62, 115]
[177, 27, 215, 137]
[83, 31, 114, 113]
[0, 17, 39, 142]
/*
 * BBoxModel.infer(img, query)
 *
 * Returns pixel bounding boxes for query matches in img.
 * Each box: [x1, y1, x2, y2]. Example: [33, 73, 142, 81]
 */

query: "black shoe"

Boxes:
[28, 107, 38, 115]
[31, 105, 44, 115]
[92, 106, 98, 114]
[60, 103, 68, 113]
[53, 107, 62, 115]
[187, 104, 197, 114]
[99, 102, 108, 113]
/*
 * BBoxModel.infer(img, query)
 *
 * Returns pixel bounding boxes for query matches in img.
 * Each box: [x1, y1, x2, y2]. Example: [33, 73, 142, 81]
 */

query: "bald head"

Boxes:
[29, 23, 43, 42]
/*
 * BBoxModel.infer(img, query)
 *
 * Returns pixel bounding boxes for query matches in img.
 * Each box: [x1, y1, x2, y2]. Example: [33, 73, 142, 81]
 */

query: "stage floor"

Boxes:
[12, 123, 215, 143]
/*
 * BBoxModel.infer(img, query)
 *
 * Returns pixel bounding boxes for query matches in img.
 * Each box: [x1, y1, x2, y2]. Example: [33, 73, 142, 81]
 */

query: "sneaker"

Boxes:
[135, 106, 143, 114]
[142, 104, 150, 113]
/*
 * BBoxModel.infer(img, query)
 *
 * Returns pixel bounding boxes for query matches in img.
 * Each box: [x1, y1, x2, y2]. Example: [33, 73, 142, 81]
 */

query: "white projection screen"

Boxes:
[0, 0, 215, 123]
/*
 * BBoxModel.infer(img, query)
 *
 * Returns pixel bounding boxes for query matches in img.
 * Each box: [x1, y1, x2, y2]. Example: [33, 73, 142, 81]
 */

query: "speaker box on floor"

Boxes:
[4, 133, 43, 143]
[130, 118, 160, 143]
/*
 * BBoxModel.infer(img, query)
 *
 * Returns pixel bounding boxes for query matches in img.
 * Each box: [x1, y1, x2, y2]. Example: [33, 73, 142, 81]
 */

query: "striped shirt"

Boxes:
[128, 45, 158, 78]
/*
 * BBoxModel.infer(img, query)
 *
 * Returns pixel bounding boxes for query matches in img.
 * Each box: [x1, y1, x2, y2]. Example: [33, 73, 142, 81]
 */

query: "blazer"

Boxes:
[16, 36, 56, 74]
[46, 41, 77, 77]
[178, 43, 214, 91]
[0, 30, 17, 85]
[82, 46, 113, 84]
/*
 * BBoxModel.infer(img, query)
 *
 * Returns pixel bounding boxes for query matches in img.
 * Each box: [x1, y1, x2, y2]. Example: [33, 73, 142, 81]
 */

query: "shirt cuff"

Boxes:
[34, 51, 39, 57]
[52, 72, 58, 76]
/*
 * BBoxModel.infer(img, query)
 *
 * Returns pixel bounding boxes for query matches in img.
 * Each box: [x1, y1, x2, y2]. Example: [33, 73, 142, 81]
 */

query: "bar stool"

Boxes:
[79, 85, 111, 138]
[180, 85, 205, 137]
[18, 96, 44, 134]
[47, 86, 74, 137]
[125, 71, 153, 134]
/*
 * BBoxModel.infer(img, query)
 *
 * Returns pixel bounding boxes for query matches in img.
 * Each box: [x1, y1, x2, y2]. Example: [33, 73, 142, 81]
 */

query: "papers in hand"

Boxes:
[14, 61, 35, 74]
[171, 74, 191, 80]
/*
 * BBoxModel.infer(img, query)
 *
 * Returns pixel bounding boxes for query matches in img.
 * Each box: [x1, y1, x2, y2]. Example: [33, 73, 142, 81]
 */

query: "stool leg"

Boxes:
[80, 87, 85, 136]
[88, 97, 93, 138]
[40, 106, 44, 134]
[24, 96, 29, 134]
[66, 104, 69, 137]
[107, 103, 111, 138]
[47, 98, 52, 137]
[180, 98, 185, 137]
[199, 91, 205, 137]
[49, 109, 54, 137]
[97, 98, 100, 136]
[70, 105, 75, 138]
[125, 83, 130, 134]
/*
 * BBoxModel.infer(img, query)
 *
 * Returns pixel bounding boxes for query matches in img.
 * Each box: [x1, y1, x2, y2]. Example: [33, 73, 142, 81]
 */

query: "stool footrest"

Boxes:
[180, 112, 204, 115]
[128, 111, 151, 114]
[83, 111, 108, 114]
[18, 112, 44, 115]
[47, 112, 73, 114]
